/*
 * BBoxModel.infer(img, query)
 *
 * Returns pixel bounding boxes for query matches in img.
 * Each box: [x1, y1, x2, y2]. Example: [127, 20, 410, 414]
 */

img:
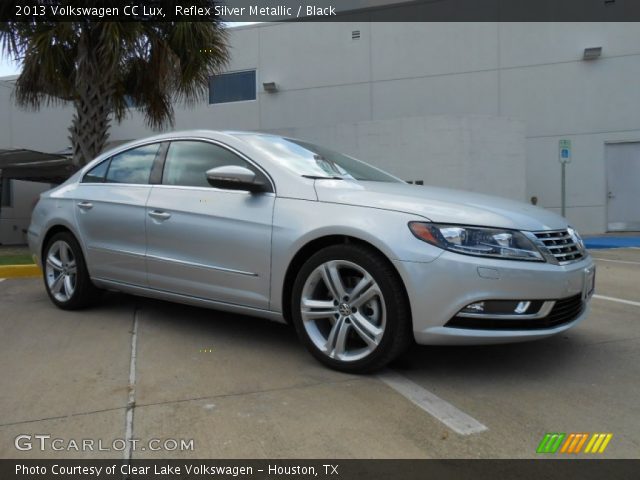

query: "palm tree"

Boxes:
[0, 5, 229, 166]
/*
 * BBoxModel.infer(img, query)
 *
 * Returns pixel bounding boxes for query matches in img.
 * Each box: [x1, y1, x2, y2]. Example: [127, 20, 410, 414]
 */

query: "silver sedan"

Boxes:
[28, 130, 595, 372]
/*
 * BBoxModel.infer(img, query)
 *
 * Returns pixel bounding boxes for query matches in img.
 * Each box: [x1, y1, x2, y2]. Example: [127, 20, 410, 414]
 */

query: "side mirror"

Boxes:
[206, 165, 266, 192]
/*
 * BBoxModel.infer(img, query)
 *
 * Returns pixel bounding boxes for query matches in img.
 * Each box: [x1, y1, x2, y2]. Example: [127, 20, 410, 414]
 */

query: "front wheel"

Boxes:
[43, 232, 100, 310]
[291, 244, 412, 373]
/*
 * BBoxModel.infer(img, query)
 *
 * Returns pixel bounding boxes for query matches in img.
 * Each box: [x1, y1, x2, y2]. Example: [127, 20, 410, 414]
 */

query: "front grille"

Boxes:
[533, 230, 584, 264]
[445, 294, 584, 331]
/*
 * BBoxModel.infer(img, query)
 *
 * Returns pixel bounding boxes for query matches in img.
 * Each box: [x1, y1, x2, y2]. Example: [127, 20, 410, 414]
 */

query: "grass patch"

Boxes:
[0, 254, 34, 265]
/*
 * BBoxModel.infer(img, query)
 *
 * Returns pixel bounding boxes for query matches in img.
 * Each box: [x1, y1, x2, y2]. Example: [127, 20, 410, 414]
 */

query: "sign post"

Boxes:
[559, 140, 572, 217]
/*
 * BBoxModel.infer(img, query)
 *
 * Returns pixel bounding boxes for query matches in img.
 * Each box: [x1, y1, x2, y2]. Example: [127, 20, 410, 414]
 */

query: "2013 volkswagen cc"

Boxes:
[29, 131, 595, 372]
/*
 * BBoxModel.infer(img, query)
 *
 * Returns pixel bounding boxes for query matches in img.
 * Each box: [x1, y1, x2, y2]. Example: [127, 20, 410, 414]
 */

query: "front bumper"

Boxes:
[394, 251, 594, 346]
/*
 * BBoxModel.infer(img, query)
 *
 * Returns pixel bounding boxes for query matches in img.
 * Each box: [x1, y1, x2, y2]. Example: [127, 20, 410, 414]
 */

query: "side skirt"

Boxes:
[92, 278, 286, 323]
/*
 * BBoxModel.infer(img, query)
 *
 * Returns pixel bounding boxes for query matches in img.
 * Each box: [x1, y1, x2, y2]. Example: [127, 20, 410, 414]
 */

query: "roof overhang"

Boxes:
[0, 149, 75, 184]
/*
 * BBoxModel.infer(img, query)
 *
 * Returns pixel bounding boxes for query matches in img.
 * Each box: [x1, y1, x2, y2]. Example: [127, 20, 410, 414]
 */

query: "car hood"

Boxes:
[314, 180, 568, 232]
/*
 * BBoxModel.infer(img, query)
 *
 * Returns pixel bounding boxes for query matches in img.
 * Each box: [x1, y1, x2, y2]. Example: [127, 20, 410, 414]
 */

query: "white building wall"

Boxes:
[497, 23, 640, 233]
[0, 80, 62, 244]
[269, 115, 526, 200]
[0, 180, 49, 245]
[110, 22, 525, 202]
[2, 22, 640, 237]
[0, 78, 75, 153]
[0, 82, 12, 148]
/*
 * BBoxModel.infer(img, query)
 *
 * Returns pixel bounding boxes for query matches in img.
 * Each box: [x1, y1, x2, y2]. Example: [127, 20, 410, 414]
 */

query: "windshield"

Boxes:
[238, 134, 403, 183]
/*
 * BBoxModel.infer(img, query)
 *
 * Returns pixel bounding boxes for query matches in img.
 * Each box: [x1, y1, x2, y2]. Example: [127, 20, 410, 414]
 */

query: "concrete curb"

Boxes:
[584, 236, 640, 250]
[0, 264, 42, 279]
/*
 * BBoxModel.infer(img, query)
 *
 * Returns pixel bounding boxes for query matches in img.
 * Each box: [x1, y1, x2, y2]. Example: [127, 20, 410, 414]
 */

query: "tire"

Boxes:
[43, 231, 100, 310]
[291, 244, 413, 373]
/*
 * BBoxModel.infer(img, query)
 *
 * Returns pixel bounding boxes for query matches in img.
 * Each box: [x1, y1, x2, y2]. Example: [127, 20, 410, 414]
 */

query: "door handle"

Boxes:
[77, 201, 93, 210]
[148, 210, 171, 221]
[607, 191, 615, 199]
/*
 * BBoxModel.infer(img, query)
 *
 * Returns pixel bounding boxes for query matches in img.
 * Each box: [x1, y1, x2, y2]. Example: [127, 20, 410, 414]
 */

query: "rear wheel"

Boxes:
[291, 244, 412, 373]
[43, 232, 99, 310]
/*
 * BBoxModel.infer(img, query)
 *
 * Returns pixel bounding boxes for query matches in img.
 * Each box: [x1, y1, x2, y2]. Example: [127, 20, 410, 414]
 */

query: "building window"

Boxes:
[209, 70, 256, 104]
[1, 178, 12, 207]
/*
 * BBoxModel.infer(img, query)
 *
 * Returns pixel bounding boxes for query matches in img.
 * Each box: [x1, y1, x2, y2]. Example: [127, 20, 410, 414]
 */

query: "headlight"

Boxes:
[409, 222, 544, 262]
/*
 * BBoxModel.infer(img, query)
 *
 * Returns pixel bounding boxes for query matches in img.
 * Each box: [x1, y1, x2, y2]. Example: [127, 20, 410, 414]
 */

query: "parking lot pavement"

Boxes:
[1, 249, 639, 459]
[0, 280, 133, 458]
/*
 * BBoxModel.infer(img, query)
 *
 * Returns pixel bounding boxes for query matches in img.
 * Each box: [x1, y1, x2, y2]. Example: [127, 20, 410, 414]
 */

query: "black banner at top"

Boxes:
[2, 0, 640, 22]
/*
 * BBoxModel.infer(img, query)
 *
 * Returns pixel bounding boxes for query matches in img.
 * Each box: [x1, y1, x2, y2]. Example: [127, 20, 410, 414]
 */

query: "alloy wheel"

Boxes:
[45, 240, 77, 302]
[300, 260, 386, 362]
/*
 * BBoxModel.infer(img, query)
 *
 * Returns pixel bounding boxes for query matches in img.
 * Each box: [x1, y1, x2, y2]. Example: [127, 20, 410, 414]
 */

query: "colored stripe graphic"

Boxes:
[560, 434, 576, 453]
[573, 434, 589, 453]
[560, 433, 589, 453]
[538, 433, 612, 454]
[584, 433, 613, 454]
[537, 433, 566, 453]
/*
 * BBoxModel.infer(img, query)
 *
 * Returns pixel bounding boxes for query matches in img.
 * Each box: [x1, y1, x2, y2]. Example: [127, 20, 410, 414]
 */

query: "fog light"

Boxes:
[461, 302, 485, 313]
[459, 299, 543, 316]
[514, 301, 531, 314]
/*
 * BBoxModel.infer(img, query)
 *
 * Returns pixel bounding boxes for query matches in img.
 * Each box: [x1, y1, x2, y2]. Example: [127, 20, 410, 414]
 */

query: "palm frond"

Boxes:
[1, 0, 230, 164]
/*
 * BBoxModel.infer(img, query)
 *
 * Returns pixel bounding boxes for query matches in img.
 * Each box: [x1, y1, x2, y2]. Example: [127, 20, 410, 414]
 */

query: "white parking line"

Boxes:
[593, 294, 640, 308]
[592, 257, 640, 266]
[377, 369, 488, 435]
[123, 308, 139, 463]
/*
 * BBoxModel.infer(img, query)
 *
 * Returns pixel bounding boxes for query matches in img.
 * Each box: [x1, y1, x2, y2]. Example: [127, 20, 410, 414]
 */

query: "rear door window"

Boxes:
[82, 160, 110, 183]
[105, 144, 160, 184]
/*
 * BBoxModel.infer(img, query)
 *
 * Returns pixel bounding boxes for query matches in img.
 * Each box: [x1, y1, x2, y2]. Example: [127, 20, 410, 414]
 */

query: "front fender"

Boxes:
[269, 198, 443, 312]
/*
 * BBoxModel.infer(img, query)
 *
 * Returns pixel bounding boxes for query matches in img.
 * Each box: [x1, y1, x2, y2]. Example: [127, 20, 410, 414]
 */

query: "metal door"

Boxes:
[606, 142, 640, 231]
[74, 184, 151, 285]
[145, 186, 274, 309]
[145, 140, 275, 309]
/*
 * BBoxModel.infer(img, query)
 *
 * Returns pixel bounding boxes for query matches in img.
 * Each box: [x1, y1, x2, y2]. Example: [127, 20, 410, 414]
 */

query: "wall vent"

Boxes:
[351, 30, 361, 40]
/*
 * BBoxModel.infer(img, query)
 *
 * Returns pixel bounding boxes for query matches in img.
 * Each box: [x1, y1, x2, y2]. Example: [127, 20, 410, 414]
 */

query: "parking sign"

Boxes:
[559, 139, 572, 164]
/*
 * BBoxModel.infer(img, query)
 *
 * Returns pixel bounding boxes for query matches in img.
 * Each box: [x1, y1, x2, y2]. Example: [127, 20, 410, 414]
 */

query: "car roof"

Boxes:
[129, 129, 281, 143]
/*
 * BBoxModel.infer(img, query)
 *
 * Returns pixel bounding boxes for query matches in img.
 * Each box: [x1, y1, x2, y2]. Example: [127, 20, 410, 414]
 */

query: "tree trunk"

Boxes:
[68, 33, 114, 167]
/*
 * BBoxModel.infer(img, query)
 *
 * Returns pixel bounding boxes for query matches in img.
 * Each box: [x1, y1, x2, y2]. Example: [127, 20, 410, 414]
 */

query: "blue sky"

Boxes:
[0, 56, 20, 76]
